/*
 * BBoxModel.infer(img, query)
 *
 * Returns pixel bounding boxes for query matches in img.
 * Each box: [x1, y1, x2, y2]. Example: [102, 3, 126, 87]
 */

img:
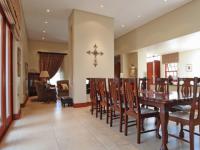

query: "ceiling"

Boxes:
[21, 0, 192, 43]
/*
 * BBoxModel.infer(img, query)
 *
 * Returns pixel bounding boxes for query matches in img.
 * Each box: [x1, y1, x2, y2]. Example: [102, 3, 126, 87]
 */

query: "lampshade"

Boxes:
[40, 71, 49, 78]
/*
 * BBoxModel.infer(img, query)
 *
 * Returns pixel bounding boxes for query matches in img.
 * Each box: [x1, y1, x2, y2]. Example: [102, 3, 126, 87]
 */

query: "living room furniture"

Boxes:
[57, 80, 69, 97]
[28, 72, 40, 96]
[35, 81, 57, 102]
[61, 96, 73, 107]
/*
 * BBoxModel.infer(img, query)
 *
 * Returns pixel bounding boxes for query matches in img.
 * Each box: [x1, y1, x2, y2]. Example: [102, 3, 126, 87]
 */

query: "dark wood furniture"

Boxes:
[155, 78, 169, 93]
[139, 78, 147, 91]
[108, 78, 124, 132]
[96, 78, 109, 124]
[139, 88, 199, 150]
[114, 55, 121, 78]
[168, 77, 200, 150]
[89, 78, 99, 118]
[28, 72, 40, 96]
[123, 78, 160, 144]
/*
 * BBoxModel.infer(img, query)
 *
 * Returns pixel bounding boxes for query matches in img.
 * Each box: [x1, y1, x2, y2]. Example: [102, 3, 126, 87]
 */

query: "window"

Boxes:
[50, 68, 64, 85]
[165, 63, 178, 80]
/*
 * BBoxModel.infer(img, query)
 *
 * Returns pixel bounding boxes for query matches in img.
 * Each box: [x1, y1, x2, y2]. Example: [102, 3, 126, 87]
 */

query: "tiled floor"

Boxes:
[0, 99, 199, 150]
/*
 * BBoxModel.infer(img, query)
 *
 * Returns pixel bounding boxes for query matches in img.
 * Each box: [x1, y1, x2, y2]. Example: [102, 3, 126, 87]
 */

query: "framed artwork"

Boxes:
[185, 64, 192, 72]
[17, 47, 21, 77]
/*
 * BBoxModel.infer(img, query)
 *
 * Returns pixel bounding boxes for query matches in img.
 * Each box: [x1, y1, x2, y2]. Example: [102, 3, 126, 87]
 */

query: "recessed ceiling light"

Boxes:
[164, 0, 168, 2]
[137, 15, 141, 18]
[44, 21, 48, 24]
[46, 9, 50, 13]
[121, 24, 125, 28]
[42, 30, 46, 33]
[100, 4, 104, 8]
[42, 37, 46, 40]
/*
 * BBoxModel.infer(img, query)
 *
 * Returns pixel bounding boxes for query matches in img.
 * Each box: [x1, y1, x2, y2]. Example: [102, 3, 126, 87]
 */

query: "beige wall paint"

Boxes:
[115, 0, 200, 54]
[12, 1, 30, 114]
[71, 10, 114, 103]
[28, 40, 68, 73]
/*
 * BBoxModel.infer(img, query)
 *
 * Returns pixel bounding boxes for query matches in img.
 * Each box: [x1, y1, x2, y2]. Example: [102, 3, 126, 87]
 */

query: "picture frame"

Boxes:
[185, 64, 192, 72]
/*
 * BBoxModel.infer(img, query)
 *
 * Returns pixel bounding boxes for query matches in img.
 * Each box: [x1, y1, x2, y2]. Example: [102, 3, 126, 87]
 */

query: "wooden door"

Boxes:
[154, 60, 160, 79]
[147, 62, 153, 86]
[114, 55, 121, 78]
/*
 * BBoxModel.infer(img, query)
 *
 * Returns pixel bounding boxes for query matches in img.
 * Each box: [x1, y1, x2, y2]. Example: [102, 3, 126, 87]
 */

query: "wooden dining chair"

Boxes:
[168, 77, 200, 150]
[108, 78, 124, 132]
[139, 78, 148, 91]
[89, 78, 100, 118]
[96, 78, 110, 124]
[123, 78, 160, 144]
[155, 78, 169, 93]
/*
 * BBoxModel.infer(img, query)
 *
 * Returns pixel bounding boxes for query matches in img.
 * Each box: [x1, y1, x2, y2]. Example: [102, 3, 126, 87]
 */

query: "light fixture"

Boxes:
[42, 30, 46, 33]
[121, 24, 125, 28]
[100, 4, 104, 8]
[42, 37, 46, 40]
[137, 15, 141, 18]
[44, 21, 48, 24]
[164, 0, 168, 2]
[46, 9, 50, 13]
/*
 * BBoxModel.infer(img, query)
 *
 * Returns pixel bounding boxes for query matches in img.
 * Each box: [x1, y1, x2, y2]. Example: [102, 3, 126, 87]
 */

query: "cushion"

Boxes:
[61, 83, 69, 91]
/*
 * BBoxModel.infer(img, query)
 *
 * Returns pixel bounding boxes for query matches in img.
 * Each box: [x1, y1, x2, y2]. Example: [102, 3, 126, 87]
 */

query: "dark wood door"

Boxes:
[147, 62, 153, 86]
[28, 73, 40, 96]
[114, 55, 121, 78]
[154, 60, 160, 79]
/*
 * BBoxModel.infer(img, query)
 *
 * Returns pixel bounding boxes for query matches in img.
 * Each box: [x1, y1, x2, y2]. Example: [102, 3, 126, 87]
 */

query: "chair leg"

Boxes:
[106, 106, 109, 124]
[137, 119, 141, 144]
[189, 125, 194, 150]
[91, 103, 94, 115]
[100, 105, 103, 120]
[119, 111, 123, 132]
[96, 104, 99, 118]
[156, 117, 161, 139]
[124, 114, 128, 136]
[179, 124, 184, 139]
[141, 118, 145, 131]
[110, 109, 113, 127]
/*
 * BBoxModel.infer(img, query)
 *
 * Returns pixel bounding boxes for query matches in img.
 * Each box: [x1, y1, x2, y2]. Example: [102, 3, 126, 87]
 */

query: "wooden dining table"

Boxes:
[138, 90, 194, 150]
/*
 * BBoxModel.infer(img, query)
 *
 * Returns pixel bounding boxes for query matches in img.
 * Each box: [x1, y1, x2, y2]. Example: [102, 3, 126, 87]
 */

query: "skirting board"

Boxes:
[20, 96, 29, 108]
[73, 102, 91, 108]
[13, 109, 21, 120]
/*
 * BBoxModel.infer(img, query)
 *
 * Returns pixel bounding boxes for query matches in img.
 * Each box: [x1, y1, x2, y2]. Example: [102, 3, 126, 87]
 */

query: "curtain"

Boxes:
[39, 53, 65, 79]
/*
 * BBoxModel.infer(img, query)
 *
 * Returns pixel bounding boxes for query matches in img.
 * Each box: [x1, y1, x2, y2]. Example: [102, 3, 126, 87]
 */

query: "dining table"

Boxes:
[138, 90, 194, 150]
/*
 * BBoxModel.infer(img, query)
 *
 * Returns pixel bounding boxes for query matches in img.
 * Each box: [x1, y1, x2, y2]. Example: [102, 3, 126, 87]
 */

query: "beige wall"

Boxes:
[28, 40, 68, 73]
[71, 10, 114, 103]
[12, 1, 29, 114]
[115, 0, 200, 54]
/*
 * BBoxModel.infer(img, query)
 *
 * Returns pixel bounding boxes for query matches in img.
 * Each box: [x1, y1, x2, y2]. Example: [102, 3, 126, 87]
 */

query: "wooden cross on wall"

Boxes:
[86, 44, 104, 67]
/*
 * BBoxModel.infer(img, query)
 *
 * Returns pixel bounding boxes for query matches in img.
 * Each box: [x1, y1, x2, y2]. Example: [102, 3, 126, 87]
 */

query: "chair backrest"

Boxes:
[123, 78, 139, 114]
[96, 78, 108, 103]
[155, 78, 169, 93]
[89, 78, 97, 103]
[189, 77, 199, 121]
[139, 78, 147, 91]
[177, 78, 195, 97]
[108, 78, 121, 109]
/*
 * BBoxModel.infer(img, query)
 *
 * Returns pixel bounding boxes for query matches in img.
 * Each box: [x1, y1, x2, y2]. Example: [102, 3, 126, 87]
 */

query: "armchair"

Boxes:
[57, 80, 69, 97]
[35, 81, 57, 102]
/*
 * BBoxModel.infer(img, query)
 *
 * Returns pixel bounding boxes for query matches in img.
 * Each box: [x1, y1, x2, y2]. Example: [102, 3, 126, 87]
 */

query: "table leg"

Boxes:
[160, 104, 169, 150]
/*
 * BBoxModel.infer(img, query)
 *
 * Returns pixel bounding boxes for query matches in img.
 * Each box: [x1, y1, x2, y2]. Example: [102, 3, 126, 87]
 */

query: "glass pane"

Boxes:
[6, 25, 10, 118]
[0, 14, 2, 126]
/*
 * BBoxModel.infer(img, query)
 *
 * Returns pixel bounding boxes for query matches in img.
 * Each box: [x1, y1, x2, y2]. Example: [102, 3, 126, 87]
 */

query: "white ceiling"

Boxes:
[21, 0, 192, 43]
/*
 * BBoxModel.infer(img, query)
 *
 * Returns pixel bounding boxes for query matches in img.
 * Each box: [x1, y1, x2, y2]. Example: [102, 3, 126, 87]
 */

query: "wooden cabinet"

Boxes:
[147, 60, 160, 86]
[28, 72, 40, 96]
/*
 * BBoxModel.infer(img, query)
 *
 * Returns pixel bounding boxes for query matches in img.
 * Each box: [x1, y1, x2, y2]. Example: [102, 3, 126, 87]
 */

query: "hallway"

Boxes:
[0, 100, 199, 150]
